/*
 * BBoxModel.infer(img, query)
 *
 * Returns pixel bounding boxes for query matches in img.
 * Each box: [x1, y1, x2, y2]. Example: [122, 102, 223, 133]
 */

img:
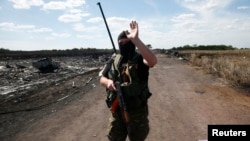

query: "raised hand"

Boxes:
[125, 21, 139, 40]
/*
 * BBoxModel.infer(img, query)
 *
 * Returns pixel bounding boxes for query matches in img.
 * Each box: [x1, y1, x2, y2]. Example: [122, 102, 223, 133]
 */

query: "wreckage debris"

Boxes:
[0, 55, 108, 97]
[16, 64, 26, 69]
[32, 58, 60, 73]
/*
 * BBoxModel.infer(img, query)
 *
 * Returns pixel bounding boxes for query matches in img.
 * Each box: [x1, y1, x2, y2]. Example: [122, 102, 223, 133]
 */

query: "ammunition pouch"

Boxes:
[105, 82, 152, 111]
[120, 82, 152, 110]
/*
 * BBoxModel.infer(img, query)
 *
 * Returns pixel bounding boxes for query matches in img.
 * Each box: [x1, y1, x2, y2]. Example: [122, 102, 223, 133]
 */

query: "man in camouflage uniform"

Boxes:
[99, 20, 157, 141]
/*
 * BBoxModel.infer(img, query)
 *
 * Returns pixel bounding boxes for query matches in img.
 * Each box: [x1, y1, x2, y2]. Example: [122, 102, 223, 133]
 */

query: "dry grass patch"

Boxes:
[179, 50, 250, 88]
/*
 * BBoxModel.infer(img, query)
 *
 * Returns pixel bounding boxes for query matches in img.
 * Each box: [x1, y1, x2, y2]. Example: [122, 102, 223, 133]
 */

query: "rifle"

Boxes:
[97, 2, 129, 123]
[114, 82, 130, 123]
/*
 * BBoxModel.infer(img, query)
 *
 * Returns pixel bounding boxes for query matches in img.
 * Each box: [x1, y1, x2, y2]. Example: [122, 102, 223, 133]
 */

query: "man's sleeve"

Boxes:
[98, 64, 109, 77]
[98, 58, 113, 77]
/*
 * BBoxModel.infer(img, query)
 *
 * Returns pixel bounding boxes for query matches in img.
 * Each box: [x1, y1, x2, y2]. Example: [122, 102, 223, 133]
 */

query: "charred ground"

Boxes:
[0, 51, 250, 141]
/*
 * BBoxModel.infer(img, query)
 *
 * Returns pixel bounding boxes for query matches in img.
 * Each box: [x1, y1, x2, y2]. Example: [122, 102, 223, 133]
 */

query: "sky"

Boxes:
[0, 0, 250, 51]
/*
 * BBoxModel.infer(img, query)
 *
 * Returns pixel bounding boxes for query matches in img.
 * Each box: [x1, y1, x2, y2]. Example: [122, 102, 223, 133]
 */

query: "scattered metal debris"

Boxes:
[0, 55, 108, 101]
[32, 58, 60, 73]
[0, 55, 108, 115]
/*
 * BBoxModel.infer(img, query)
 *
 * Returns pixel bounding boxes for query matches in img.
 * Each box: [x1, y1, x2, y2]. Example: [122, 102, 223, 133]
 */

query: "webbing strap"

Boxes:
[114, 54, 121, 72]
[125, 63, 132, 84]
[113, 54, 122, 80]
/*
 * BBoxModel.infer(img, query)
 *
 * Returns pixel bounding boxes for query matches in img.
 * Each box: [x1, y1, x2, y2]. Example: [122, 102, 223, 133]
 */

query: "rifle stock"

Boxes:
[111, 97, 118, 113]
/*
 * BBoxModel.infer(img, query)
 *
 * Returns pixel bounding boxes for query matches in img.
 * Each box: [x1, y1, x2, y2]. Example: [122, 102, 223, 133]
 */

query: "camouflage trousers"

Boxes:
[107, 105, 149, 141]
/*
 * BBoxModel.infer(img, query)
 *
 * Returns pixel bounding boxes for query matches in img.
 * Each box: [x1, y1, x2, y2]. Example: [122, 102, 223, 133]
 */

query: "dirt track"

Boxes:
[1, 54, 250, 141]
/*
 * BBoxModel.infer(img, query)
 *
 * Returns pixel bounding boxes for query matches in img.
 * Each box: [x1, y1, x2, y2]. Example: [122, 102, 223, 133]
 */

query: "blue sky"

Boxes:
[0, 0, 250, 51]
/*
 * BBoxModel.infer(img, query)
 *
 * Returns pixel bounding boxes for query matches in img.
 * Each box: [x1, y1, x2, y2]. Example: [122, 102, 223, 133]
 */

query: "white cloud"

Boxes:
[107, 17, 131, 25]
[87, 17, 103, 23]
[73, 23, 88, 32]
[106, 17, 131, 32]
[41, 1, 90, 24]
[58, 14, 80, 23]
[3, 0, 250, 50]
[42, 1, 66, 10]
[169, 0, 249, 39]
[76, 34, 97, 40]
[68, 9, 81, 14]
[84, 16, 131, 37]
[0, 22, 54, 33]
[171, 13, 196, 22]
[58, 8, 90, 23]
[170, 13, 207, 33]
[170, 17, 247, 46]
[237, 6, 250, 10]
[42, 0, 85, 10]
[184, 0, 197, 2]
[178, 0, 234, 14]
[58, 12, 89, 23]
[65, 0, 86, 8]
[45, 36, 54, 40]
[51, 32, 71, 38]
[85, 16, 131, 32]
[28, 27, 53, 33]
[73, 23, 101, 33]
[135, 1, 250, 49]
[44, 32, 71, 40]
[8, 0, 86, 12]
[0, 22, 35, 31]
[9, 0, 44, 9]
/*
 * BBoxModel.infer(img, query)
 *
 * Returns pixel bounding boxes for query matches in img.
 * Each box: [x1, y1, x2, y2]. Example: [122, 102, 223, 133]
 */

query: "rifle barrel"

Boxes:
[97, 2, 117, 53]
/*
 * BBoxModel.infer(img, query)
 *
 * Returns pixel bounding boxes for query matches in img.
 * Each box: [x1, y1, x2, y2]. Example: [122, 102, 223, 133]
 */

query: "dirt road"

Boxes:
[1, 54, 250, 141]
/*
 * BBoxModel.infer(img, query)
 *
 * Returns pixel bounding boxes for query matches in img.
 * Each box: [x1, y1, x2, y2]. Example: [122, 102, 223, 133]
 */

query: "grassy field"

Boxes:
[178, 50, 250, 88]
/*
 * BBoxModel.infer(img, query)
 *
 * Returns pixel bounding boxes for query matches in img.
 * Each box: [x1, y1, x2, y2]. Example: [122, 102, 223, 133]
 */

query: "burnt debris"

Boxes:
[32, 58, 60, 73]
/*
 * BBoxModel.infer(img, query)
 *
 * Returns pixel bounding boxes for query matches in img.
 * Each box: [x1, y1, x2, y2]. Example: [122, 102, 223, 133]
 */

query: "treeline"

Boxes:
[0, 48, 113, 59]
[172, 45, 236, 50]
